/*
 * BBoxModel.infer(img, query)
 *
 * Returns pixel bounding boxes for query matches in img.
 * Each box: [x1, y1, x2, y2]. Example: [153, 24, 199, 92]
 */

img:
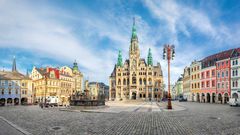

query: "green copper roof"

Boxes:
[131, 18, 137, 39]
[73, 60, 79, 72]
[147, 48, 153, 66]
[117, 50, 123, 67]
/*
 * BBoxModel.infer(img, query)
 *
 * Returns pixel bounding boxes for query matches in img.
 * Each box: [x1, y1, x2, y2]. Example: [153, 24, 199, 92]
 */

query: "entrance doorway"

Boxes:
[132, 92, 136, 100]
[218, 93, 222, 104]
[212, 93, 216, 103]
[206, 93, 210, 103]
[224, 93, 229, 104]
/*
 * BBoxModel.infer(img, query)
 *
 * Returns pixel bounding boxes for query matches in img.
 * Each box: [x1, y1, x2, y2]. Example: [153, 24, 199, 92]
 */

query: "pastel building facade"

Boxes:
[0, 58, 33, 106]
[231, 49, 240, 100]
[200, 55, 217, 103]
[216, 58, 231, 103]
[190, 61, 201, 102]
[30, 61, 83, 105]
[185, 47, 240, 103]
[182, 67, 191, 101]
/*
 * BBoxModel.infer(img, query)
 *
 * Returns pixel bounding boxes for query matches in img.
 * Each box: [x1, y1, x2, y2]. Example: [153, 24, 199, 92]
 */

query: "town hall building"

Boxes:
[109, 19, 164, 101]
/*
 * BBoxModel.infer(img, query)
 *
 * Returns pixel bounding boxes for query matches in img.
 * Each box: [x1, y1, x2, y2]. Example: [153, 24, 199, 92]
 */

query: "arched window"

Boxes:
[139, 78, 142, 85]
[123, 79, 126, 85]
[148, 78, 152, 85]
[143, 78, 146, 85]
[132, 77, 136, 84]
[127, 78, 129, 85]
[118, 79, 121, 85]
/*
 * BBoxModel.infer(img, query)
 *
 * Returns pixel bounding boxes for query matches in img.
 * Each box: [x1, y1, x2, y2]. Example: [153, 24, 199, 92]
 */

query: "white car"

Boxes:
[229, 98, 240, 106]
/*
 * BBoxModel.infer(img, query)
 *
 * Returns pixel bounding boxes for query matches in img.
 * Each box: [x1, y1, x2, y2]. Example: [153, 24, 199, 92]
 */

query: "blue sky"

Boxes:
[0, 0, 240, 85]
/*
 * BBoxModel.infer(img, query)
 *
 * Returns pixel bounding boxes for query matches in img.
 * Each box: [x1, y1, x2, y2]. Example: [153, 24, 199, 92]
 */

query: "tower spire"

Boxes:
[117, 50, 123, 67]
[131, 17, 137, 40]
[12, 56, 17, 72]
[147, 48, 153, 66]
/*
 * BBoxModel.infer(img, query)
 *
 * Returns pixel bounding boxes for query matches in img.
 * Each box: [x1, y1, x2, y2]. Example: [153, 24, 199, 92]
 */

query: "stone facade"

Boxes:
[109, 20, 163, 101]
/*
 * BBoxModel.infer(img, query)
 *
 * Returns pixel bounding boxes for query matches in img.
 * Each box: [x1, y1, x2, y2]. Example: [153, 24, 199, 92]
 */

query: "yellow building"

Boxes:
[190, 60, 201, 102]
[182, 66, 191, 101]
[109, 20, 163, 101]
[30, 61, 83, 105]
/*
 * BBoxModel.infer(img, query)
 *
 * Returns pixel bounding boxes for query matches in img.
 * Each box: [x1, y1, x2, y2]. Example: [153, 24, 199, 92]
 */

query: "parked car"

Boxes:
[228, 98, 240, 106]
[179, 96, 187, 102]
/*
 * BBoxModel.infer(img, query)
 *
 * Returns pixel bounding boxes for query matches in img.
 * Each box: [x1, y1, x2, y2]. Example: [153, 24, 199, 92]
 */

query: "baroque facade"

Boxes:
[109, 20, 163, 101]
[30, 61, 83, 105]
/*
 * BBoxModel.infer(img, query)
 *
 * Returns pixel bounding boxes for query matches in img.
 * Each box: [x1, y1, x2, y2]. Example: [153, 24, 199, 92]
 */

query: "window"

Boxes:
[16, 89, 18, 94]
[226, 82, 229, 88]
[233, 70, 235, 77]
[201, 82, 204, 88]
[212, 70, 215, 77]
[139, 78, 142, 85]
[207, 81, 210, 87]
[236, 60, 238, 65]
[118, 79, 121, 85]
[206, 71, 209, 77]
[226, 61, 228, 65]
[222, 62, 224, 66]
[132, 77, 136, 84]
[233, 60, 235, 65]
[222, 82, 224, 88]
[226, 71, 228, 77]
[201, 73, 204, 79]
[217, 72, 220, 78]
[1, 81, 4, 86]
[222, 72, 224, 77]
[198, 83, 200, 88]
[8, 89, 11, 94]
[212, 80, 215, 87]
[1, 89, 4, 95]
[8, 82, 12, 86]
[148, 78, 152, 85]
[217, 83, 220, 88]
[123, 79, 126, 85]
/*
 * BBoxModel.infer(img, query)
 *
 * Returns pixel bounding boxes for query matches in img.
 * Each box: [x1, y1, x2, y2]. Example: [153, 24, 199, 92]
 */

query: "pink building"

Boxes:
[216, 58, 231, 103]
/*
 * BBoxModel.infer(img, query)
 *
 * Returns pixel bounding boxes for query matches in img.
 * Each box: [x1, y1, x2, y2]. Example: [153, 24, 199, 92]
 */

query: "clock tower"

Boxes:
[129, 18, 140, 71]
[129, 18, 140, 99]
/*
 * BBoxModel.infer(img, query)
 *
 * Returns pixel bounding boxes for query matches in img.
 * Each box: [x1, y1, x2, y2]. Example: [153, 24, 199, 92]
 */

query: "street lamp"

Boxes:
[163, 44, 175, 109]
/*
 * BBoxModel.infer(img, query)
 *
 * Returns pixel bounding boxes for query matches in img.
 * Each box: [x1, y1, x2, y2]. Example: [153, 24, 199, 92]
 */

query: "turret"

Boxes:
[12, 56, 17, 72]
[117, 50, 123, 67]
[147, 48, 153, 66]
[73, 60, 79, 73]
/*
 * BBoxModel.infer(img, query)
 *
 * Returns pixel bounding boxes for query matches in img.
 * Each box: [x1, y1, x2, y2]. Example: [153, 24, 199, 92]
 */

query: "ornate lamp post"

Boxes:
[163, 44, 175, 109]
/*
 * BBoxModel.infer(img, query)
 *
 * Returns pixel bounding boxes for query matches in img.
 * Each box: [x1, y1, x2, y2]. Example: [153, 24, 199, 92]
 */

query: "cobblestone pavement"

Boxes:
[0, 102, 240, 135]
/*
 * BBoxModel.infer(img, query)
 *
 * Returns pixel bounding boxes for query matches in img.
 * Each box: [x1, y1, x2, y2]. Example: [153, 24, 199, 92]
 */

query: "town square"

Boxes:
[0, 0, 240, 135]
